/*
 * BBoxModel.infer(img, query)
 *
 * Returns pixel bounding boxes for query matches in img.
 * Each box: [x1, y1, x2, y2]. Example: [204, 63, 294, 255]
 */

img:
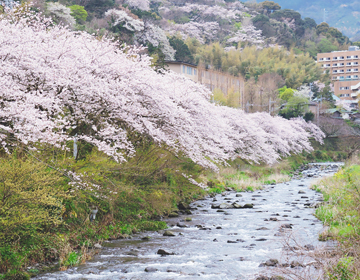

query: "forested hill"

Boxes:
[243, 0, 360, 41]
[33, 0, 350, 61]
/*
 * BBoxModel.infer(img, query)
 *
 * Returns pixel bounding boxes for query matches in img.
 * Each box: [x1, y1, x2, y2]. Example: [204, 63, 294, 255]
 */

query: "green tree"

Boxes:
[261, 1, 281, 14]
[278, 86, 295, 101]
[316, 22, 330, 35]
[69, 5, 88, 24]
[279, 95, 308, 119]
[169, 36, 193, 63]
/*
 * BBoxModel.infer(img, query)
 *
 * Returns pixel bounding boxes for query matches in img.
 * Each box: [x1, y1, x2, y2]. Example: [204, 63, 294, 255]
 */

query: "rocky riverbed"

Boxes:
[36, 162, 343, 280]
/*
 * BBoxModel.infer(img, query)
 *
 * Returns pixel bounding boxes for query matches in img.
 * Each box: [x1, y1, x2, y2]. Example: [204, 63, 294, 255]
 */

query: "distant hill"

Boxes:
[244, 0, 360, 41]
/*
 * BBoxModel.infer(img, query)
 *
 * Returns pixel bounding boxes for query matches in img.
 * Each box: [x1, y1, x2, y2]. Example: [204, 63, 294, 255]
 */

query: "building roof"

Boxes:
[165, 60, 198, 68]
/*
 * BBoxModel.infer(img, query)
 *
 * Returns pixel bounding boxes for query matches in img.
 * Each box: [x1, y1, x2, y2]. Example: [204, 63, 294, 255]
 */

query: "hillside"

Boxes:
[244, 0, 360, 41]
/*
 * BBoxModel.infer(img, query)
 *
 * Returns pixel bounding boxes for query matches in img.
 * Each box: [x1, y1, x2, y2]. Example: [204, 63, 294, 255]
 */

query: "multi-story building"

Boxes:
[317, 46, 360, 109]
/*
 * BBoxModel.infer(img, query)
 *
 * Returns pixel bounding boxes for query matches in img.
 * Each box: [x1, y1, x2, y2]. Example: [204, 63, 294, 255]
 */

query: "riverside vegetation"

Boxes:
[0, 2, 357, 280]
[312, 158, 360, 279]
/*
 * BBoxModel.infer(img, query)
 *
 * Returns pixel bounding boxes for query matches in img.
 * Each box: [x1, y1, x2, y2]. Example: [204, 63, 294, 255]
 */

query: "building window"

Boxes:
[333, 70, 338, 73]
[340, 56, 345, 59]
[347, 56, 352, 59]
[340, 63, 344, 66]
[194, 69, 197, 76]
[347, 69, 352, 72]
[354, 62, 358, 65]
[183, 65, 185, 73]
[340, 87, 350, 90]
[339, 70, 344, 73]
[186, 66, 192, 75]
[355, 69, 359, 72]
[355, 56, 359, 58]
[333, 57, 338, 60]
[347, 62, 351, 66]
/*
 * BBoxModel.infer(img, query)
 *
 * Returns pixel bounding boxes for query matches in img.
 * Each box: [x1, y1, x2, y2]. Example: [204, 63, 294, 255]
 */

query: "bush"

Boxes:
[0, 157, 67, 243]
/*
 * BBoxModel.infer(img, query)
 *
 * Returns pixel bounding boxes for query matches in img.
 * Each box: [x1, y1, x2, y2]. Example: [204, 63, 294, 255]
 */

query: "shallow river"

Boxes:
[37, 163, 343, 280]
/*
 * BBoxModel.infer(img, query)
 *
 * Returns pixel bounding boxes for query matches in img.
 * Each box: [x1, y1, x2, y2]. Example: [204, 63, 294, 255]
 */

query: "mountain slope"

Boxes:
[244, 0, 360, 40]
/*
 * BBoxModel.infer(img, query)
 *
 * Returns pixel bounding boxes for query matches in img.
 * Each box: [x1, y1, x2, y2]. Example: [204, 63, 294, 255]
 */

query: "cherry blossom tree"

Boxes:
[0, 4, 324, 172]
[125, 0, 150, 11]
[105, 8, 144, 32]
[227, 24, 265, 46]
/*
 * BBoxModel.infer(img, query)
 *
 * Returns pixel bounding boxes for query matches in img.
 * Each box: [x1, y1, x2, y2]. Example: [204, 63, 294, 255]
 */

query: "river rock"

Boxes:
[141, 236, 151, 241]
[184, 217, 192, 222]
[176, 223, 187, 228]
[163, 231, 176, 236]
[280, 224, 293, 229]
[157, 249, 174, 256]
[236, 194, 243, 197]
[242, 204, 254, 208]
[145, 267, 158, 272]
[256, 227, 269, 230]
[168, 212, 179, 217]
[219, 203, 233, 209]
[290, 260, 304, 268]
[265, 259, 279, 266]
[298, 190, 306, 194]
[217, 209, 226, 212]
[255, 238, 267, 241]
[178, 202, 190, 210]
[232, 203, 243, 209]
[93, 243, 102, 249]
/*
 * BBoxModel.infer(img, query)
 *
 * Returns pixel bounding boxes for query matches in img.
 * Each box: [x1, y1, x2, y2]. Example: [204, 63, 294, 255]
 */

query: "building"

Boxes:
[317, 46, 360, 108]
[166, 61, 245, 104]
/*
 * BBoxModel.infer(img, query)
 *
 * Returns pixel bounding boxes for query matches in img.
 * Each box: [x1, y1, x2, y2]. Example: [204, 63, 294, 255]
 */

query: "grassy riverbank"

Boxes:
[312, 158, 360, 279]
[0, 145, 346, 279]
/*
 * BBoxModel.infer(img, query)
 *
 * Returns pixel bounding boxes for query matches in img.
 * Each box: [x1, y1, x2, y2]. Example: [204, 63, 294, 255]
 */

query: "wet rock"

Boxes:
[298, 190, 306, 194]
[94, 243, 102, 249]
[224, 198, 232, 201]
[219, 203, 233, 209]
[269, 217, 278, 221]
[163, 231, 176, 236]
[168, 212, 179, 218]
[255, 238, 267, 241]
[236, 239, 246, 242]
[178, 202, 190, 210]
[280, 224, 293, 229]
[211, 204, 220, 209]
[216, 226, 222, 229]
[252, 195, 262, 197]
[301, 196, 308, 199]
[185, 210, 192, 215]
[290, 261, 304, 268]
[265, 259, 279, 267]
[304, 244, 315, 251]
[242, 204, 254, 208]
[256, 227, 269, 230]
[217, 209, 226, 212]
[293, 216, 301, 218]
[176, 223, 188, 228]
[157, 249, 174, 256]
[236, 194, 243, 197]
[141, 236, 151, 241]
[184, 217, 192, 222]
[232, 203, 243, 209]
[145, 267, 158, 272]
[199, 227, 211, 230]
[213, 238, 218, 242]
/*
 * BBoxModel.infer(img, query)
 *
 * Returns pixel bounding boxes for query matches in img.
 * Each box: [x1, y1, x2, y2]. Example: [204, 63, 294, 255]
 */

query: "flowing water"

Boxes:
[37, 163, 343, 280]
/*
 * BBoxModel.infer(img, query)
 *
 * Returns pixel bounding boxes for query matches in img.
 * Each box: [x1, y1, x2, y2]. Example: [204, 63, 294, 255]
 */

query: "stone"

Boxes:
[232, 203, 243, 209]
[256, 227, 269, 230]
[290, 261, 304, 268]
[185, 210, 192, 215]
[269, 217, 278, 221]
[213, 238, 218, 242]
[176, 223, 187, 228]
[184, 217, 192, 221]
[141, 236, 151, 241]
[236, 194, 243, 197]
[219, 203, 233, 209]
[177, 202, 190, 210]
[93, 243, 102, 249]
[157, 249, 174, 256]
[304, 244, 315, 250]
[163, 231, 176, 236]
[168, 212, 179, 218]
[145, 267, 158, 272]
[242, 204, 254, 208]
[217, 209, 226, 212]
[216, 226, 222, 229]
[280, 224, 293, 229]
[255, 238, 267, 241]
[298, 190, 306, 194]
[265, 259, 279, 267]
